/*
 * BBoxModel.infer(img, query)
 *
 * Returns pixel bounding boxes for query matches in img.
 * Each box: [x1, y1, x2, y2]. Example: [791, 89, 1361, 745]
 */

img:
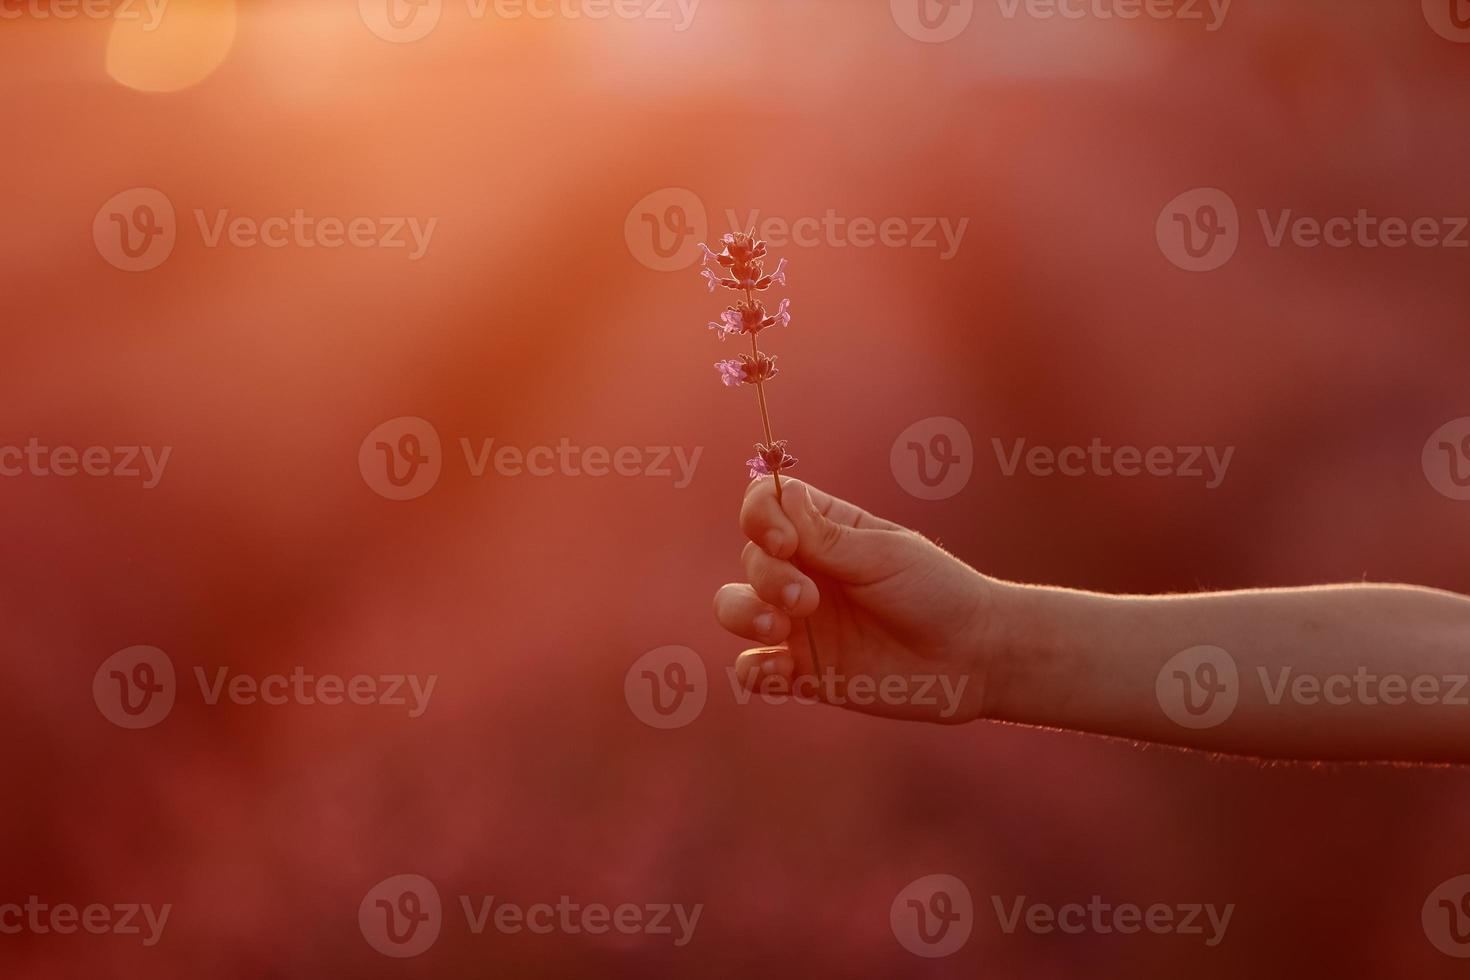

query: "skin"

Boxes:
[715, 478, 1470, 764]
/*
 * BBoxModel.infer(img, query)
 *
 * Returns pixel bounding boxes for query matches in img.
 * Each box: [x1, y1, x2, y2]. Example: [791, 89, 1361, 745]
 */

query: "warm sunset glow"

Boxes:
[7, 2, 1470, 977]
[106, 0, 238, 93]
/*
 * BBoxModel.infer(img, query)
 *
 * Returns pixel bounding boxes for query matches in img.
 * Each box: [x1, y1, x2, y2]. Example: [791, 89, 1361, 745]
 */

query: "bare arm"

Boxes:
[718, 478, 1470, 764]
[989, 582, 1470, 763]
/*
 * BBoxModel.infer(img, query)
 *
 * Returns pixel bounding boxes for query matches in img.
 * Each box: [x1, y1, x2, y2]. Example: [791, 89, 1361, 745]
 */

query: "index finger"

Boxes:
[739, 477, 799, 559]
[739, 477, 903, 559]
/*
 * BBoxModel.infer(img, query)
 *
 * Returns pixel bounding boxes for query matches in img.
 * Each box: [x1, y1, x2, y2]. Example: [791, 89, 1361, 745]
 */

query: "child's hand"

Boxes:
[715, 478, 1470, 761]
[713, 478, 999, 723]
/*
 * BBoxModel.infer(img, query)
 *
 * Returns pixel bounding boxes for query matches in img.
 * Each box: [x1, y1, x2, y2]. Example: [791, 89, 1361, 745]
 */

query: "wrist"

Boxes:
[978, 581, 1114, 727]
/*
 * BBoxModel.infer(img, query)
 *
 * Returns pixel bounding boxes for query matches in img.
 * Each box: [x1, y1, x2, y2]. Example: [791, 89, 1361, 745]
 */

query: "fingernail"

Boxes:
[764, 530, 784, 555]
[782, 582, 801, 611]
[753, 612, 774, 637]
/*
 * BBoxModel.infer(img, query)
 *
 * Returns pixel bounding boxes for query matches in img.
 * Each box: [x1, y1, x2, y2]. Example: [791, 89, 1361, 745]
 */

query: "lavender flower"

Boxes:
[714, 359, 746, 387]
[699, 226, 819, 675]
[747, 440, 798, 479]
[697, 229, 796, 492]
[714, 353, 779, 388]
[707, 308, 742, 340]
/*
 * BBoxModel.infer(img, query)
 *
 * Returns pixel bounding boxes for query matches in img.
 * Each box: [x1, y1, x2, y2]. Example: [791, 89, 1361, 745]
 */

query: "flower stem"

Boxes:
[749, 336, 783, 504]
[745, 288, 782, 504]
[743, 286, 818, 677]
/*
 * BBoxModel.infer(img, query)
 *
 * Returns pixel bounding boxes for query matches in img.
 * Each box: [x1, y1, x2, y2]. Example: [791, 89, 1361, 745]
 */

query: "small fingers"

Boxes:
[713, 583, 790, 644]
[734, 647, 796, 693]
[739, 477, 798, 559]
[741, 542, 820, 616]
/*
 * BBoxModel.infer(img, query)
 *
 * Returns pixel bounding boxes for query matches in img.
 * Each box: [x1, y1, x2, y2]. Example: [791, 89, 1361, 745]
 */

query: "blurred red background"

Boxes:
[4, 0, 1470, 976]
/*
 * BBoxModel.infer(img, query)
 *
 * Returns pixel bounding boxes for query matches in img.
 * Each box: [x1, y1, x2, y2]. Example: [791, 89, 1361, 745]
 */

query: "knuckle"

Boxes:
[813, 515, 846, 556]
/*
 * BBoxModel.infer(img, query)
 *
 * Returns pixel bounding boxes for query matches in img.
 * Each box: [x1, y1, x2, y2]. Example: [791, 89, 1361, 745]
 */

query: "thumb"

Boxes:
[779, 480, 918, 584]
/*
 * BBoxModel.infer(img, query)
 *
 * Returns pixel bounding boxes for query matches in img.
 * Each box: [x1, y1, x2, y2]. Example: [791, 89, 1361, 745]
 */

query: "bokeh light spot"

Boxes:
[106, 0, 238, 93]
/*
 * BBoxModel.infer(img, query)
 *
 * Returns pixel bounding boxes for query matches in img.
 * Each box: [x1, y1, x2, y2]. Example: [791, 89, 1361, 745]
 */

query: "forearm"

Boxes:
[985, 581, 1470, 763]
